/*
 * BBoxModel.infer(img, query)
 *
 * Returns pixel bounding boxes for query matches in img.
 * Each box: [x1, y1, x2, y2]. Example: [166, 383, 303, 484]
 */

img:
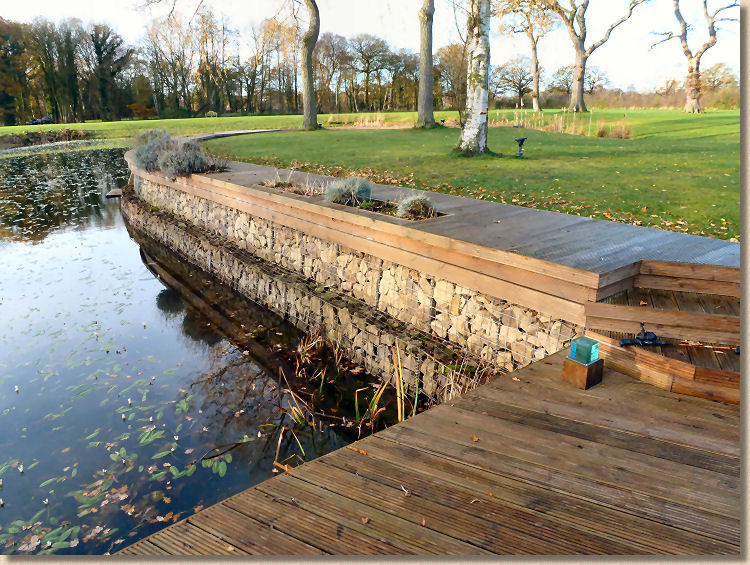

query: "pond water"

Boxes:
[0, 148, 389, 555]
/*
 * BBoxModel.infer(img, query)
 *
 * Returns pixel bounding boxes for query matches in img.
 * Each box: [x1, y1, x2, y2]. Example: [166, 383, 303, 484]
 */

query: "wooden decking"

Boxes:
[595, 288, 740, 372]
[118, 350, 740, 556]
[207, 160, 740, 273]
[126, 150, 739, 330]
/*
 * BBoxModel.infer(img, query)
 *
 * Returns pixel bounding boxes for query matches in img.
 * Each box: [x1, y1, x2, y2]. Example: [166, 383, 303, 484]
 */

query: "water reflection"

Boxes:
[0, 149, 127, 244]
[155, 288, 185, 318]
[0, 148, 374, 556]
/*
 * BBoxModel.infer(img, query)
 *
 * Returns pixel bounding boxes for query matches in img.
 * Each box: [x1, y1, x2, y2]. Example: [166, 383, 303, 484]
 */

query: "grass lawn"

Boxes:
[2, 107, 734, 141]
[1, 108, 738, 239]
[201, 109, 740, 241]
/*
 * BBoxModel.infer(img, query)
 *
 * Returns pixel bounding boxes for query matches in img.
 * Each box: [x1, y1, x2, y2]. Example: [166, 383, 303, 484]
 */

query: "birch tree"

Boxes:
[457, 0, 491, 155]
[651, 0, 738, 113]
[542, 0, 648, 112]
[417, 0, 436, 127]
[495, 0, 555, 111]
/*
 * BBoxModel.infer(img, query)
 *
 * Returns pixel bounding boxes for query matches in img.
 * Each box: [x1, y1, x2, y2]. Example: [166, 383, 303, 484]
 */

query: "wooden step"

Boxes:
[586, 331, 739, 404]
[585, 302, 739, 345]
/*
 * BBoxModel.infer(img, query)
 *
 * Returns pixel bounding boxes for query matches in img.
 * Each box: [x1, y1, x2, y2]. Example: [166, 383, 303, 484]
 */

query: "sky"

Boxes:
[2, 0, 741, 91]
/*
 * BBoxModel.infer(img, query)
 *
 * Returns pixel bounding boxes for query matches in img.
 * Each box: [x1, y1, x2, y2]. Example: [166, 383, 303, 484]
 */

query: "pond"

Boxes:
[0, 147, 393, 555]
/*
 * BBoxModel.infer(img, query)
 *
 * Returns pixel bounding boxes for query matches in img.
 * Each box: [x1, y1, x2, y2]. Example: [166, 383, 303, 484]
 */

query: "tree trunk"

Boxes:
[301, 0, 320, 129]
[457, 0, 491, 155]
[364, 71, 370, 108]
[684, 59, 702, 113]
[417, 0, 435, 127]
[529, 35, 541, 112]
[569, 43, 587, 112]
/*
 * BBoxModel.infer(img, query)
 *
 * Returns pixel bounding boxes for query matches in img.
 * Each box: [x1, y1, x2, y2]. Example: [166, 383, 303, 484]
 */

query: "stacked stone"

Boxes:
[123, 188, 463, 402]
[134, 176, 578, 376]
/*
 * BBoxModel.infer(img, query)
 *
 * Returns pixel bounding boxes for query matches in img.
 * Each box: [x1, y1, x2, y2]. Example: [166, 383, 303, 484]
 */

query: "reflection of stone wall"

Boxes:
[133, 175, 577, 373]
[122, 189, 460, 401]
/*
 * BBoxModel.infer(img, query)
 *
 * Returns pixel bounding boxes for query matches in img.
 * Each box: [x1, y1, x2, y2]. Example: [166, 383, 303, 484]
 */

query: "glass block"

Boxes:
[569, 337, 599, 365]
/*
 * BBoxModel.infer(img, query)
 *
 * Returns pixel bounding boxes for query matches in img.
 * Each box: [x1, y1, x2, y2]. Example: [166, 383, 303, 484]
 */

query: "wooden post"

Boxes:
[562, 357, 603, 390]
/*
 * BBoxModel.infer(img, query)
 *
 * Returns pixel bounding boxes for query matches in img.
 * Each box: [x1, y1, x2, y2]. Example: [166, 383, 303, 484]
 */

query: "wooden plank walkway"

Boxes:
[207, 161, 740, 273]
[598, 288, 740, 373]
[118, 350, 740, 556]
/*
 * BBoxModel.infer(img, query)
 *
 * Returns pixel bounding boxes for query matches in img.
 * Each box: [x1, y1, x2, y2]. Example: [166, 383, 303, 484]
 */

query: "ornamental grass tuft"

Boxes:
[324, 177, 372, 206]
[396, 194, 436, 220]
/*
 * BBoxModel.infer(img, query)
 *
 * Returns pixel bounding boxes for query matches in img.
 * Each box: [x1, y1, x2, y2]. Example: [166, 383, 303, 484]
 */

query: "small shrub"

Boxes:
[157, 141, 208, 177]
[205, 155, 229, 173]
[324, 177, 372, 206]
[205, 110, 218, 118]
[132, 129, 176, 171]
[134, 127, 169, 147]
[396, 194, 436, 220]
[133, 137, 176, 171]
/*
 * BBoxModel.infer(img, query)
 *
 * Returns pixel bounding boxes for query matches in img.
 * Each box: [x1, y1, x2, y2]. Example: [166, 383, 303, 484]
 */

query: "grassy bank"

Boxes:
[2, 108, 737, 142]
[1, 108, 738, 239]
[201, 110, 739, 240]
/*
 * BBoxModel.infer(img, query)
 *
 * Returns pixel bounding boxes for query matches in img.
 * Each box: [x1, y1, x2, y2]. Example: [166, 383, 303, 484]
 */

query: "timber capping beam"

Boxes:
[123, 150, 739, 338]
[125, 151, 599, 326]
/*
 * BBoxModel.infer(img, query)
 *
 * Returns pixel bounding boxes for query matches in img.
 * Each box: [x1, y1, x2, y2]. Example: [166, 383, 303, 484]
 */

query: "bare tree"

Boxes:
[417, 0, 436, 127]
[495, 55, 534, 106]
[349, 34, 390, 110]
[700, 62, 737, 90]
[495, 0, 556, 111]
[584, 65, 608, 94]
[300, 0, 319, 129]
[435, 43, 467, 111]
[542, 0, 648, 112]
[313, 32, 347, 111]
[651, 0, 738, 113]
[547, 64, 574, 94]
[457, 0, 491, 155]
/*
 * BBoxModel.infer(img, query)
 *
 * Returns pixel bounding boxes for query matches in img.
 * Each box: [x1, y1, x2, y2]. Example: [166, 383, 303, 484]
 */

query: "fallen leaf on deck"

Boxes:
[639, 300, 648, 306]
[420, 518, 426, 527]
[361, 517, 370, 524]
[470, 434, 479, 442]
[512, 377, 520, 382]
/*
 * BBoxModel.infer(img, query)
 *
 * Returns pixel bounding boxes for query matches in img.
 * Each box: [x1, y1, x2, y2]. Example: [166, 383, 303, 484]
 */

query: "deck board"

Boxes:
[598, 288, 740, 373]
[118, 350, 739, 556]
[205, 161, 739, 273]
